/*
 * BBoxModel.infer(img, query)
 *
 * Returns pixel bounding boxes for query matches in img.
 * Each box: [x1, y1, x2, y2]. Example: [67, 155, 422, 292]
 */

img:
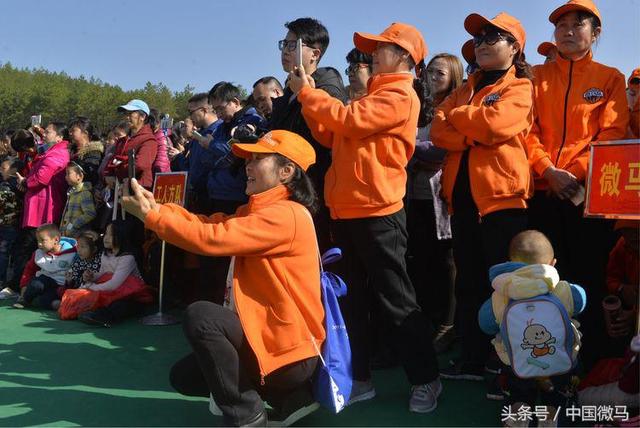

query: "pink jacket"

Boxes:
[22, 141, 70, 228]
[153, 129, 171, 174]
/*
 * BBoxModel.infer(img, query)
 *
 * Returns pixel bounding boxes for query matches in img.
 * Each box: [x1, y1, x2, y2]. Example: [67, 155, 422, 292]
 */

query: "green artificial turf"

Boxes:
[0, 300, 501, 426]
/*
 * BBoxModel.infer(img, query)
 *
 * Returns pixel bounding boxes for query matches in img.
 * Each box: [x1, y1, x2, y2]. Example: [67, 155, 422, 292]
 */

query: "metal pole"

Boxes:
[158, 240, 166, 312]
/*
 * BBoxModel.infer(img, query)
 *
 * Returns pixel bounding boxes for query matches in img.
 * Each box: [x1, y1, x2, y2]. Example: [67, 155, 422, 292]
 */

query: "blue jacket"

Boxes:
[207, 107, 265, 201]
[175, 120, 222, 193]
[478, 261, 587, 336]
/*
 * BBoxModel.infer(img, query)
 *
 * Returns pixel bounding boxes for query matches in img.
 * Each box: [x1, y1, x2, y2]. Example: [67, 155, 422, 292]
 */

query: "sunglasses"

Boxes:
[473, 31, 514, 47]
[278, 39, 310, 52]
[345, 63, 370, 75]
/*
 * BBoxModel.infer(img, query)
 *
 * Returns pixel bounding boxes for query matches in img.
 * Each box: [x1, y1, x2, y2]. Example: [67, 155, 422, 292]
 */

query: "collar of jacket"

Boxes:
[554, 50, 593, 74]
[367, 72, 414, 92]
[77, 141, 104, 158]
[68, 181, 92, 195]
[465, 65, 518, 102]
[245, 184, 289, 212]
[129, 124, 154, 141]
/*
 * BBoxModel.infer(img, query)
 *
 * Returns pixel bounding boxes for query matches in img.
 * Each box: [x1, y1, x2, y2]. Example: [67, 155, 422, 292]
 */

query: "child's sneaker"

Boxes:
[440, 360, 484, 381]
[0, 287, 18, 300]
[409, 377, 443, 413]
[12, 295, 26, 309]
[486, 373, 509, 401]
[348, 379, 376, 405]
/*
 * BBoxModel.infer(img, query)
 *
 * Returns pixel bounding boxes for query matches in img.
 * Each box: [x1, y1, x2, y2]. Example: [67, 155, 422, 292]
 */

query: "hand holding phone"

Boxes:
[31, 114, 42, 127]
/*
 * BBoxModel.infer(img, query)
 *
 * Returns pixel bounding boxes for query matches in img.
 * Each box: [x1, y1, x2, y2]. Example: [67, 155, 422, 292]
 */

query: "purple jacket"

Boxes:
[153, 129, 171, 174]
[22, 141, 70, 228]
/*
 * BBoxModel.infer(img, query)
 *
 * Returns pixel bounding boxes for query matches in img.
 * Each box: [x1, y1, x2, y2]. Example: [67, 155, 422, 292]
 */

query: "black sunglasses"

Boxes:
[473, 31, 514, 47]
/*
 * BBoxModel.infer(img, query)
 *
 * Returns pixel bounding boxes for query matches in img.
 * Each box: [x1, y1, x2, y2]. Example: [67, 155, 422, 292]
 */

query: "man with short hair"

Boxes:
[252, 76, 284, 121]
[271, 17, 348, 252]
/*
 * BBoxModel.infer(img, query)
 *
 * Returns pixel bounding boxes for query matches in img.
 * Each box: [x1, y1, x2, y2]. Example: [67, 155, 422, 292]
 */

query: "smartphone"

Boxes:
[160, 115, 173, 130]
[31, 114, 42, 127]
[295, 38, 303, 70]
[192, 130, 203, 139]
[127, 149, 136, 190]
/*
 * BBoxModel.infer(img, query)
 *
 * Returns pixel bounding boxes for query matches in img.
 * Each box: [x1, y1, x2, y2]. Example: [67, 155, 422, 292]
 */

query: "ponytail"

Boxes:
[513, 52, 533, 80]
[414, 60, 435, 127]
[274, 154, 319, 214]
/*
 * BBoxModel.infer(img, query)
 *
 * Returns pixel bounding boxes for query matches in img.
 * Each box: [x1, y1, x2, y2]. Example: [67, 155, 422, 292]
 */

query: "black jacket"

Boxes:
[270, 67, 348, 193]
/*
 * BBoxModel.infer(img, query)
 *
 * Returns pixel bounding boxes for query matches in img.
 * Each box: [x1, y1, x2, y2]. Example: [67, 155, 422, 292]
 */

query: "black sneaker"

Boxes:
[486, 373, 509, 401]
[266, 386, 320, 427]
[485, 357, 503, 375]
[440, 360, 484, 381]
[78, 311, 111, 328]
[433, 325, 456, 354]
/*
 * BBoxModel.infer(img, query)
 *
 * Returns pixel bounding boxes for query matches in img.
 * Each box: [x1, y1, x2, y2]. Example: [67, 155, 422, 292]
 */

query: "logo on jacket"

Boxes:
[583, 88, 604, 104]
[484, 93, 500, 106]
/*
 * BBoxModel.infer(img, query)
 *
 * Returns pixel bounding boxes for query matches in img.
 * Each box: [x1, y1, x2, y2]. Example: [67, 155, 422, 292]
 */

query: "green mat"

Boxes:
[0, 300, 500, 426]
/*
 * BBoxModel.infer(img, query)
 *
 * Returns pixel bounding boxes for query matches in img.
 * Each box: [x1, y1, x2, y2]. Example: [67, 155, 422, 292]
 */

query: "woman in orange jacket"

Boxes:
[526, 0, 629, 368]
[288, 23, 442, 413]
[431, 12, 533, 380]
[122, 130, 325, 427]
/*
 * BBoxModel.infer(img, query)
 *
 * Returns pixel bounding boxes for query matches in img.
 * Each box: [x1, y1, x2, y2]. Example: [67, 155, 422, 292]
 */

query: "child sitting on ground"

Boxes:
[478, 230, 586, 427]
[14, 223, 77, 309]
[60, 162, 96, 237]
[0, 156, 25, 299]
[58, 220, 153, 326]
[52, 230, 102, 309]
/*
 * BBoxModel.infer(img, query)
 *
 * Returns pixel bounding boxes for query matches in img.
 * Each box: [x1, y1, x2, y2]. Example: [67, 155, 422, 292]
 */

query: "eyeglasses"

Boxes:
[188, 106, 206, 116]
[345, 63, 370, 75]
[473, 31, 514, 47]
[211, 102, 229, 114]
[278, 39, 310, 52]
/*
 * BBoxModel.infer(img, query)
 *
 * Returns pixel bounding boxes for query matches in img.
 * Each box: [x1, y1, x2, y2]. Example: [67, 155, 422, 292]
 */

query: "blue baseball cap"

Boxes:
[117, 99, 150, 116]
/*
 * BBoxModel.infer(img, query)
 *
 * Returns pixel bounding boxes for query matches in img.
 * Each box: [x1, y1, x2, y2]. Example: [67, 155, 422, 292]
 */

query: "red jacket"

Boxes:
[105, 125, 158, 188]
[606, 237, 639, 295]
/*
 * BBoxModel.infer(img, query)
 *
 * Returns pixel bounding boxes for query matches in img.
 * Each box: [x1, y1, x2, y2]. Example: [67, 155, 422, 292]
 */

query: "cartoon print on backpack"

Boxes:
[520, 320, 556, 359]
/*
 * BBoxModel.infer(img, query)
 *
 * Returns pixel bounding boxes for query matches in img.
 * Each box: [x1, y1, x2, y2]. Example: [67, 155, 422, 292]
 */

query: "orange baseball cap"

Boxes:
[461, 39, 475, 64]
[354, 22, 427, 65]
[628, 68, 640, 87]
[464, 12, 527, 52]
[231, 130, 316, 172]
[537, 41, 557, 57]
[549, 0, 602, 25]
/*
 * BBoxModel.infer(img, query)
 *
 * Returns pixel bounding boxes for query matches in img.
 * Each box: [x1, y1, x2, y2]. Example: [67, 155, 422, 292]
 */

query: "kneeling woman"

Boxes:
[122, 130, 325, 427]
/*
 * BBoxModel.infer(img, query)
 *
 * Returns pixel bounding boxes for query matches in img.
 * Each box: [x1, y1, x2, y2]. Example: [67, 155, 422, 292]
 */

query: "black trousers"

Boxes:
[198, 199, 244, 304]
[6, 227, 37, 292]
[528, 191, 615, 369]
[333, 209, 439, 385]
[170, 301, 317, 426]
[23, 274, 60, 309]
[406, 198, 456, 327]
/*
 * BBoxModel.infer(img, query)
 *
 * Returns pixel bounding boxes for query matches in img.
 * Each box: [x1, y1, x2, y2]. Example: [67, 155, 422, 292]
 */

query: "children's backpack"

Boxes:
[311, 248, 352, 413]
[500, 294, 576, 379]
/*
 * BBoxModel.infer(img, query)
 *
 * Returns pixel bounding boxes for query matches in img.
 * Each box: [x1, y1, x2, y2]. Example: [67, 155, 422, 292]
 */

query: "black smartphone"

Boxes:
[127, 149, 136, 191]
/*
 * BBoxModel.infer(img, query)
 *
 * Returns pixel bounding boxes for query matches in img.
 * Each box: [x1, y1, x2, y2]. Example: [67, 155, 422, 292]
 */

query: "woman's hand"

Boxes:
[288, 65, 315, 94]
[82, 270, 95, 283]
[15, 172, 26, 192]
[543, 166, 580, 200]
[121, 178, 160, 221]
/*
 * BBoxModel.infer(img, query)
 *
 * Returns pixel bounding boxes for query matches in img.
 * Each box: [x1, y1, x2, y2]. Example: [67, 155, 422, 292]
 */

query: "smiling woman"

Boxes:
[121, 129, 325, 427]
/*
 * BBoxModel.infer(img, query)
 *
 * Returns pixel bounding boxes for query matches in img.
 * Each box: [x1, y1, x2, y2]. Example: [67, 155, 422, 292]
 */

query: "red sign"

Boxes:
[152, 172, 188, 206]
[585, 140, 640, 219]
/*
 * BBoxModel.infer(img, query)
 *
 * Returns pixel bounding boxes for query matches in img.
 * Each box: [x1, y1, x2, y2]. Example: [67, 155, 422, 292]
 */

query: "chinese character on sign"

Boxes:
[614, 406, 629, 421]
[501, 406, 518, 423]
[516, 404, 534, 422]
[599, 162, 621, 196]
[582, 405, 597, 422]
[625, 162, 640, 191]
[596, 405, 614, 422]
[565, 405, 582, 422]
[533, 406, 549, 422]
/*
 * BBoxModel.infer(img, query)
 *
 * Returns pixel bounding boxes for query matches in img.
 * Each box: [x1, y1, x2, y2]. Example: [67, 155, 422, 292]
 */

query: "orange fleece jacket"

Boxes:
[144, 185, 325, 378]
[526, 52, 629, 187]
[431, 66, 533, 217]
[298, 73, 418, 219]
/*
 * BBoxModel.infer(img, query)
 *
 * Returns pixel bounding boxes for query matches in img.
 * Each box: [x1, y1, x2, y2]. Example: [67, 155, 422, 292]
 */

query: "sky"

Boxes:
[0, 0, 638, 95]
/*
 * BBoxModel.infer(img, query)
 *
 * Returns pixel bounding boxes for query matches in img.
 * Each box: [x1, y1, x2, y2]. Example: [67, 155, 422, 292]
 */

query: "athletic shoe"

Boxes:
[409, 378, 443, 413]
[486, 374, 509, 401]
[347, 379, 376, 405]
[266, 387, 319, 427]
[440, 360, 484, 381]
[78, 311, 111, 328]
[0, 287, 18, 300]
[12, 295, 26, 309]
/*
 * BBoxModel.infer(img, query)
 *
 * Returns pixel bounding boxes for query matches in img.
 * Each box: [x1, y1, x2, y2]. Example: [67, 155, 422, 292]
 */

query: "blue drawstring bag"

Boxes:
[312, 248, 352, 413]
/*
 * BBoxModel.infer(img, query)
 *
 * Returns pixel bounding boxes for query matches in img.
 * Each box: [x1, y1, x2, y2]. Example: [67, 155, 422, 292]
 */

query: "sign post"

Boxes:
[142, 172, 188, 326]
[585, 140, 640, 219]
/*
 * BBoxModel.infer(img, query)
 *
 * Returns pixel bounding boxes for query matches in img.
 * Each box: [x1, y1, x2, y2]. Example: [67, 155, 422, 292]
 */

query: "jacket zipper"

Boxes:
[465, 86, 483, 223]
[555, 61, 574, 166]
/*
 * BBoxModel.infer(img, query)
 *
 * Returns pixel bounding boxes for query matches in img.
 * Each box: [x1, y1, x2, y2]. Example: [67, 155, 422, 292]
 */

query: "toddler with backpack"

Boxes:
[478, 230, 586, 426]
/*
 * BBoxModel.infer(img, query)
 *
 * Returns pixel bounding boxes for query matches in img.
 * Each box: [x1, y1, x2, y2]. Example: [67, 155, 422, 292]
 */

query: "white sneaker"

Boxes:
[0, 287, 18, 300]
[209, 394, 223, 416]
[348, 380, 376, 405]
[409, 378, 443, 413]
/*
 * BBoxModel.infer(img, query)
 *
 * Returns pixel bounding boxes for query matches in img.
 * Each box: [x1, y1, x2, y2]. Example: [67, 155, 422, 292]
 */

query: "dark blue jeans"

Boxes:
[23, 275, 60, 309]
[0, 225, 18, 284]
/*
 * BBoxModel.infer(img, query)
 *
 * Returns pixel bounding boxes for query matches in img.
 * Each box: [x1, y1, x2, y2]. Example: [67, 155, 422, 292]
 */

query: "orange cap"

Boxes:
[231, 130, 316, 172]
[354, 22, 427, 65]
[629, 68, 640, 87]
[537, 41, 557, 57]
[549, 0, 602, 26]
[461, 39, 475, 64]
[464, 12, 527, 52]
